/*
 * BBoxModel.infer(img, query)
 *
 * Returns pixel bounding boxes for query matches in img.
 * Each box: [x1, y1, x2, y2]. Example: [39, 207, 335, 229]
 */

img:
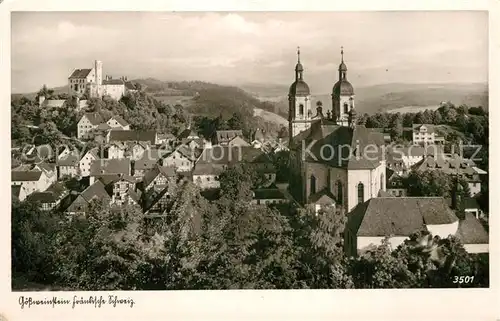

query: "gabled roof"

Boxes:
[215, 130, 243, 142]
[29, 183, 68, 203]
[174, 145, 201, 161]
[253, 188, 286, 200]
[308, 188, 336, 204]
[11, 185, 23, 198]
[348, 197, 458, 237]
[56, 154, 80, 166]
[81, 112, 104, 126]
[80, 180, 111, 202]
[142, 165, 176, 187]
[42, 99, 66, 108]
[108, 130, 157, 144]
[97, 174, 136, 186]
[11, 171, 43, 182]
[412, 123, 436, 134]
[125, 82, 137, 90]
[196, 146, 273, 165]
[192, 163, 224, 176]
[103, 79, 125, 85]
[69, 68, 92, 79]
[413, 154, 480, 178]
[135, 148, 161, 170]
[108, 115, 129, 127]
[96, 123, 112, 131]
[177, 128, 199, 140]
[90, 158, 131, 176]
[456, 213, 488, 244]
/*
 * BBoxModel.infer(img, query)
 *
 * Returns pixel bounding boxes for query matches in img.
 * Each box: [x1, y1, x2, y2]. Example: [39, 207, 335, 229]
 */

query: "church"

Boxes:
[288, 47, 386, 213]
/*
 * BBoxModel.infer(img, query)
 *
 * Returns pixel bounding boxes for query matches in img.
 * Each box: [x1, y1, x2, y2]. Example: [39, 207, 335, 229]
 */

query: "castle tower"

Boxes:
[288, 47, 313, 139]
[331, 47, 355, 126]
[94, 60, 103, 86]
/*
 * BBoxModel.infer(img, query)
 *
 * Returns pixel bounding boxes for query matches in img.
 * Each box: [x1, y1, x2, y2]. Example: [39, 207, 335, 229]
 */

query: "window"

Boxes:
[344, 103, 348, 114]
[380, 173, 384, 191]
[357, 183, 364, 204]
[310, 175, 316, 195]
[299, 104, 304, 115]
[336, 180, 343, 204]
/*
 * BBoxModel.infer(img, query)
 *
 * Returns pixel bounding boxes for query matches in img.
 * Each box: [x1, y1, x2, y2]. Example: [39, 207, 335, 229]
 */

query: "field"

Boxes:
[386, 105, 441, 114]
[153, 95, 193, 105]
[253, 107, 288, 127]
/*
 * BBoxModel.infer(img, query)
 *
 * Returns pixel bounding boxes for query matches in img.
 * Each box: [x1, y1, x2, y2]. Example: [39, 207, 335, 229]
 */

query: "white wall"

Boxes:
[468, 182, 481, 197]
[193, 175, 220, 189]
[290, 95, 313, 137]
[426, 221, 459, 239]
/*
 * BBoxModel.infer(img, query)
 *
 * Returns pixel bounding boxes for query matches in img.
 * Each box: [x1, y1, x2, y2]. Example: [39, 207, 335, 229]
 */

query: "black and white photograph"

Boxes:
[9, 9, 492, 295]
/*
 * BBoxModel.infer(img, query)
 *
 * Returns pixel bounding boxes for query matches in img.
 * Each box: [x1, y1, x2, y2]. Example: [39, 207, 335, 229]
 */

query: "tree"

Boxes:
[272, 150, 291, 182]
[404, 169, 470, 198]
[389, 113, 403, 139]
[227, 112, 244, 131]
[293, 205, 353, 288]
[218, 164, 266, 201]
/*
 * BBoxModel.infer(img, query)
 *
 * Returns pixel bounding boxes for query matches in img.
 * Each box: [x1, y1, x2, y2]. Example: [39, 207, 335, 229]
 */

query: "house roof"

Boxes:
[176, 145, 202, 161]
[253, 188, 286, 200]
[11, 171, 43, 182]
[412, 123, 436, 134]
[69, 68, 92, 79]
[80, 180, 111, 202]
[56, 154, 80, 166]
[125, 81, 137, 90]
[97, 174, 136, 186]
[348, 197, 458, 237]
[108, 130, 157, 144]
[135, 148, 161, 170]
[197, 146, 273, 165]
[308, 188, 336, 204]
[456, 213, 489, 244]
[192, 163, 225, 176]
[11, 185, 23, 198]
[142, 165, 176, 187]
[108, 115, 129, 127]
[462, 197, 480, 210]
[413, 154, 480, 179]
[82, 112, 104, 126]
[103, 79, 125, 85]
[90, 158, 131, 176]
[29, 183, 68, 203]
[215, 130, 243, 142]
[177, 128, 199, 140]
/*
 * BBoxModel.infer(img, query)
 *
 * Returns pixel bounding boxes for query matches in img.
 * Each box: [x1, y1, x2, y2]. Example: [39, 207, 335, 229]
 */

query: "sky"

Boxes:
[11, 11, 488, 93]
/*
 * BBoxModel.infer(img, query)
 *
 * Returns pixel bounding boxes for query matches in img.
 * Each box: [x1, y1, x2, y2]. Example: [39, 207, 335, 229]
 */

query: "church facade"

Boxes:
[288, 48, 386, 213]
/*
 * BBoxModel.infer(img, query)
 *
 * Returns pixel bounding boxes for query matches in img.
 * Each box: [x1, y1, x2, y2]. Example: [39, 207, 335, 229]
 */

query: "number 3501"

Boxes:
[453, 276, 474, 284]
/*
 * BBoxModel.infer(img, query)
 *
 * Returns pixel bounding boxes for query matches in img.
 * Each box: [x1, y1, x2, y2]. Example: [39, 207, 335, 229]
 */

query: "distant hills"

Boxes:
[241, 82, 488, 117]
[14, 80, 488, 128]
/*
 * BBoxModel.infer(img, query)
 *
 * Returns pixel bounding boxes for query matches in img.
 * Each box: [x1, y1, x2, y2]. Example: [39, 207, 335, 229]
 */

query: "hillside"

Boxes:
[248, 82, 488, 117]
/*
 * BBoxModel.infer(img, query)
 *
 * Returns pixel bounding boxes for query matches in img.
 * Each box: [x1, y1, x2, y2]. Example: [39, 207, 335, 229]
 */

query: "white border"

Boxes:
[1, 1, 499, 320]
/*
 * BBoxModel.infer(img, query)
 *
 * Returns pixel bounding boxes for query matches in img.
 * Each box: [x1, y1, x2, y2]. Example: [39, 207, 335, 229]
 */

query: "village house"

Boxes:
[412, 124, 445, 145]
[386, 144, 444, 175]
[141, 165, 177, 193]
[192, 163, 225, 190]
[65, 180, 111, 216]
[252, 188, 289, 205]
[413, 154, 486, 196]
[98, 174, 139, 206]
[79, 148, 100, 177]
[213, 130, 246, 146]
[11, 185, 28, 202]
[28, 182, 69, 211]
[11, 170, 51, 196]
[107, 129, 158, 145]
[89, 158, 131, 185]
[56, 152, 80, 179]
[345, 197, 459, 255]
[455, 212, 489, 253]
[77, 112, 104, 140]
[106, 115, 130, 130]
[162, 145, 200, 172]
[134, 148, 161, 178]
[385, 168, 407, 197]
[177, 127, 199, 141]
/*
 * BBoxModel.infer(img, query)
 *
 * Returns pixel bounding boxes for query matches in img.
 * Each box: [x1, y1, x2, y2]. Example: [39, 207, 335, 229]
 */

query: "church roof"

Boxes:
[339, 61, 347, 72]
[289, 80, 310, 96]
[293, 122, 385, 170]
[332, 79, 354, 96]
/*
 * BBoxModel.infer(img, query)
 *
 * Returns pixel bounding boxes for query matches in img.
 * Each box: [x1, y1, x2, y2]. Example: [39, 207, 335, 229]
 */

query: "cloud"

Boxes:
[11, 12, 488, 93]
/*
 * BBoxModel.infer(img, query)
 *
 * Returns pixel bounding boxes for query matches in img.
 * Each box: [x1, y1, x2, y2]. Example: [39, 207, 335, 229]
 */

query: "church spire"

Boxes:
[339, 46, 348, 80]
[295, 46, 304, 81]
[341, 46, 344, 63]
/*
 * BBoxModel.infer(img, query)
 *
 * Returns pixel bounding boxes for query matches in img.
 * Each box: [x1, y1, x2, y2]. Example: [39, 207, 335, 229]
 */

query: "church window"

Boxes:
[310, 175, 316, 195]
[344, 103, 349, 114]
[299, 104, 304, 115]
[336, 180, 343, 204]
[380, 173, 384, 191]
[357, 183, 364, 204]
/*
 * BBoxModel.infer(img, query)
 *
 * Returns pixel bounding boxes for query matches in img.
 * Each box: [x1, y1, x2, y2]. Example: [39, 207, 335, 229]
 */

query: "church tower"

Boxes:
[289, 47, 313, 139]
[331, 47, 355, 126]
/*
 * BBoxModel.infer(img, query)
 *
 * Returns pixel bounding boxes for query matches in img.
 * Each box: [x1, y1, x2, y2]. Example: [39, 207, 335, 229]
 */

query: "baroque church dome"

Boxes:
[332, 80, 354, 96]
[289, 80, 310, 96]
